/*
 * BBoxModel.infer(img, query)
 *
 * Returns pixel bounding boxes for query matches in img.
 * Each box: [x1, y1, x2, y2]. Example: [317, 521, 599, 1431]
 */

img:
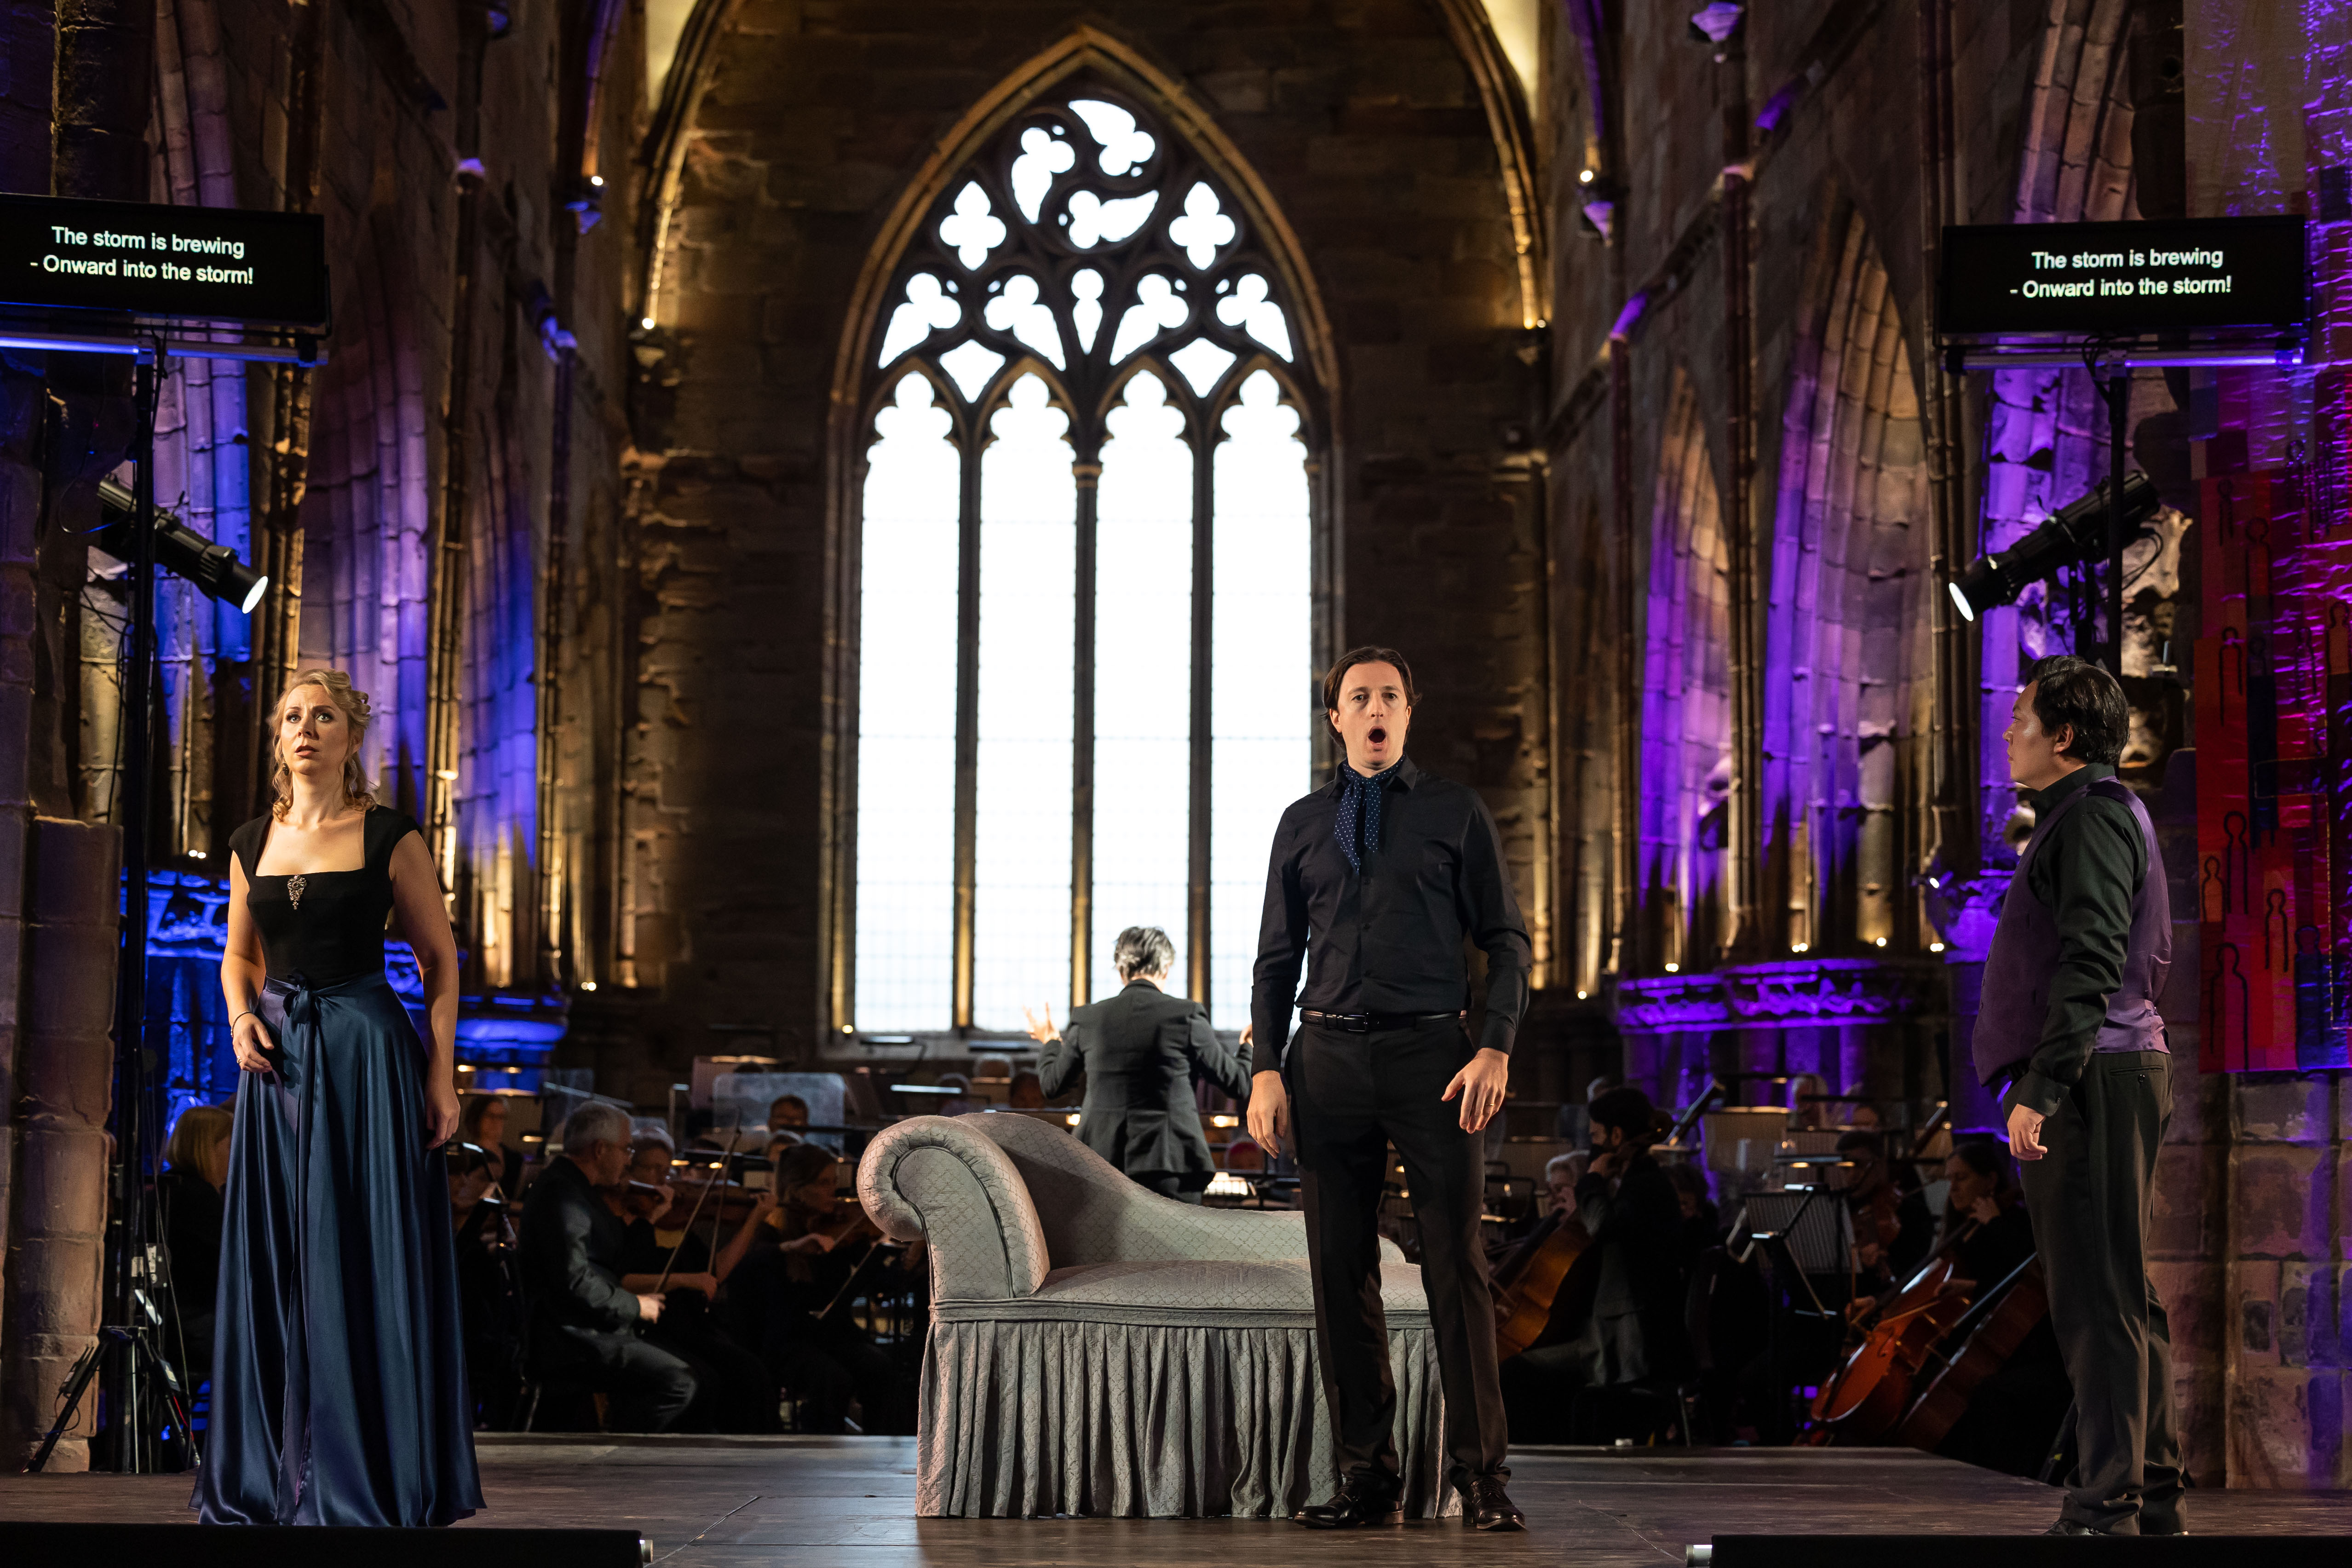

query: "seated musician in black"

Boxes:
[754, 1143, 921, 1434]
[518, 1102, 702, 1431]
[1917, 1142, 2072, 1476]
[1837, 1129, 1936, 1299]
[607, 1134, 781, 1433]
[1495, 1087, 1688, 1441]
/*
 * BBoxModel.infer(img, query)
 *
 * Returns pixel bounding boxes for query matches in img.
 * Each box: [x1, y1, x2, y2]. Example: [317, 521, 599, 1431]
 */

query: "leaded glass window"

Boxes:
[852, 87, 1319, 1034]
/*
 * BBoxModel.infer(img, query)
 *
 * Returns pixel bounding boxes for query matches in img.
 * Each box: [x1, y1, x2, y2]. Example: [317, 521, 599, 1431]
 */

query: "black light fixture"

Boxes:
[1945, 470, 2159, 623]
[93, 477, 270, 614]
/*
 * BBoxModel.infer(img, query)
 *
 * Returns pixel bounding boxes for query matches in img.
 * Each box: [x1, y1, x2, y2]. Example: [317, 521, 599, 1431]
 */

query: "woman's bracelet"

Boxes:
[231, 1009, 257, 1027]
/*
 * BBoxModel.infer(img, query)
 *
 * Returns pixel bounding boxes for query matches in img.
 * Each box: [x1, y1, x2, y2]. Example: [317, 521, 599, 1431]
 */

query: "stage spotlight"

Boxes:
[1945, 471, 2159, 623]
[94, 478, 270, 614]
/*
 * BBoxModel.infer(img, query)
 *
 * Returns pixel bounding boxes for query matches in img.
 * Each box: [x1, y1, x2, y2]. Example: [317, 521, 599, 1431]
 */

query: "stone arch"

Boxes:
[1764, 197, 1930, 957]
[1639, 370, 1731, 972]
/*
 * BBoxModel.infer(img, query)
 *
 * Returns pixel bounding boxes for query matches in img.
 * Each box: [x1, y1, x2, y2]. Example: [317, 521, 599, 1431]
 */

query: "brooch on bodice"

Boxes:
[287, 874, 308, 911]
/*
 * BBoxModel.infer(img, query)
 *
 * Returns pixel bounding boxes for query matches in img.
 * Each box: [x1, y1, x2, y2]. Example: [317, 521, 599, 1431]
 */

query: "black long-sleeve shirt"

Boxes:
[518, 1154, 641, 1334]
[1249, 756, 1532, 1075]
[2014, 764, 2145, 1118]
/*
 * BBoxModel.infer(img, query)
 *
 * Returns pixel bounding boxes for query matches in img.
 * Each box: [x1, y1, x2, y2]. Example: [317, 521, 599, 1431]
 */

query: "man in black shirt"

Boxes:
[1248, 646, 1530, 1532]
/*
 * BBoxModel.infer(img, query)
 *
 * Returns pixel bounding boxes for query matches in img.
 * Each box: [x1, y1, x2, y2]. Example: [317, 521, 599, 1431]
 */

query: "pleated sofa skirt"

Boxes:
[916, 1300, 1452, 1519]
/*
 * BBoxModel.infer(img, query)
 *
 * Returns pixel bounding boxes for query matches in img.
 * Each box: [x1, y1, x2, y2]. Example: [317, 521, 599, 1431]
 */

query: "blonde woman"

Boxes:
[194, 670, 482, 1527]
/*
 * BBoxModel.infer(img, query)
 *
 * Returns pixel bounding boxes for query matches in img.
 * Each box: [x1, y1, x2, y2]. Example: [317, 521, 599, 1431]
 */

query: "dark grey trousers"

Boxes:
[2011, 1050, 2184, 1534]
[1290, 1018, 1509, 1489]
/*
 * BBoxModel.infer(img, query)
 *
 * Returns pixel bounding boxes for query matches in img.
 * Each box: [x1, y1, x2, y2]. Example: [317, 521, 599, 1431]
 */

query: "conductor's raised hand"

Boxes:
[1022, 1003, 1060, 1044]
[1246, 1070, 1290, 1158]
[1441, 1047, 1511, 1135]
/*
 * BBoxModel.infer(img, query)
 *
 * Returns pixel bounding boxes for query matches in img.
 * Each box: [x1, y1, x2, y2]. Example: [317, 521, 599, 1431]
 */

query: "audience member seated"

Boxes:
[753, 1144, 920, 1434]
[1007, 1069, 1047, 1109]
[159, 1103, 233, 1397]
[518, 1102, 702, 1431]
[604, 1134, 780, 1433]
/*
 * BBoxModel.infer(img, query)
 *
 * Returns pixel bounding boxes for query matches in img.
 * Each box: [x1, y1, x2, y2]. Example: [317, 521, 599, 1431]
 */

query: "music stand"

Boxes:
[1741, 1187, 1851, 1443]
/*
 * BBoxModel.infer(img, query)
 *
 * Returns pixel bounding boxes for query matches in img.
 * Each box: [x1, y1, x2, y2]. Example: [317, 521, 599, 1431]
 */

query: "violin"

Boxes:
[1491, 1081, 1720, 1360]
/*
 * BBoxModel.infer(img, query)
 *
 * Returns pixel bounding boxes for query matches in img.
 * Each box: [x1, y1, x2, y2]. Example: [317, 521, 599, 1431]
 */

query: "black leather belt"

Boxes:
[1299, 1008, 1465, 1034]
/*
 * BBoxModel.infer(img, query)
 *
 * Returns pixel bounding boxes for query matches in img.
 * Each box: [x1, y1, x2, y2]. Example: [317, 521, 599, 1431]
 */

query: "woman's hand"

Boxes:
[671, 1271, 720, 1298]
[1968, 1194, 2001, 1225]
[426, 1078, 461, 1149]
[232, 1011, 274, 1074]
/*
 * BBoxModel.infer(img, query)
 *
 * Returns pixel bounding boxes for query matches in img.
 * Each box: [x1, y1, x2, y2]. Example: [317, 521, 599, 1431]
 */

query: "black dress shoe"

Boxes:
[2044, 1517, 2118, 1536]
[1463, 1472, 1525, 1532]
[1294, 1471, 1403, 1529]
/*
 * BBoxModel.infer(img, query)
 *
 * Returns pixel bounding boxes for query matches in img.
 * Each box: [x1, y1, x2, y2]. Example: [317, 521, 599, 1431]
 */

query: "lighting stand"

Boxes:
[100, 343, 178, 1472]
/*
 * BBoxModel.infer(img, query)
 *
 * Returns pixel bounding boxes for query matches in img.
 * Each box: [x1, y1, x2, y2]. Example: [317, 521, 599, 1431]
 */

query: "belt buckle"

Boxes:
[1340, 1013, 1372, 1034]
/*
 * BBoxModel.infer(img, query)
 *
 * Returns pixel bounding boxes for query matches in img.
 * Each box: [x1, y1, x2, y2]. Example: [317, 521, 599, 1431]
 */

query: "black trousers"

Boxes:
[1290, 1018, 1508, 1488]
[538, 1326, 699, 1433]
[2010, 1050, 2183, 1533]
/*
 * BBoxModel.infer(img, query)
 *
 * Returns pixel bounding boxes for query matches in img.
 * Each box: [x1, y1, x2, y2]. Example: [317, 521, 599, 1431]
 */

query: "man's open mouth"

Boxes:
[1368, 727, 1387, 744]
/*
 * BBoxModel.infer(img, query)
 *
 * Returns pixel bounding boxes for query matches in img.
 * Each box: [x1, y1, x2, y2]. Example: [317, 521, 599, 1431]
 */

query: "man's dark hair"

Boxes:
[769, 1093, 807, 1116]
[2026, 654, 2128, 766]
[1834, 1128, 1885, 1160]
[1587, 1085, 1656, 1138]
[1321, 645, 1420, 712]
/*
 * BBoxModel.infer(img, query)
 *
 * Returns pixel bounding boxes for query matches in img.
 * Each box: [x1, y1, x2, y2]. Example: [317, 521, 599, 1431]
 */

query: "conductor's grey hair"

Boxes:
[1112, 925, 1176, 981]
[561, 1101, 633, 1154]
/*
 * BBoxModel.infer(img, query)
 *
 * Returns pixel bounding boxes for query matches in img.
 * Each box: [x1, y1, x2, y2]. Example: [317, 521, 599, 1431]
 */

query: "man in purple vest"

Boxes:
[1978, 655, 2181, 1536]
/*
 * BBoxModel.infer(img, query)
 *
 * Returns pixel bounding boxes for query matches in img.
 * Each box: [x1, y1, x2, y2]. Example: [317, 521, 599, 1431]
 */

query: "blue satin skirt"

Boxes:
[193, 972, 484, 1525]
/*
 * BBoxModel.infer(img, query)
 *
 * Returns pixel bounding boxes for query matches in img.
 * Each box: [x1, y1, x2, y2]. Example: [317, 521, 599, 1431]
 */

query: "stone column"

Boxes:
[0, 817, 119, 1470]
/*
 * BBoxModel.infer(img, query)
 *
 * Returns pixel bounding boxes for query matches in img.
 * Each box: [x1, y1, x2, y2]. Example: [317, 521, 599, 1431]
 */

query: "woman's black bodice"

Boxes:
[230, 806, 422, 985]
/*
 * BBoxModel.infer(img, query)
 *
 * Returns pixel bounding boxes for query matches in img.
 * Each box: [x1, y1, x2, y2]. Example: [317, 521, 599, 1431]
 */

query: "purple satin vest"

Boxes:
[1972, 775, 2172, 1088]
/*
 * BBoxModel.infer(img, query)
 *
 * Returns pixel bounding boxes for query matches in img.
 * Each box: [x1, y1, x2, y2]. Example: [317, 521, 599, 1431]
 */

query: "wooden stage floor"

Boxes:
[5, 1438, 2349, 1565]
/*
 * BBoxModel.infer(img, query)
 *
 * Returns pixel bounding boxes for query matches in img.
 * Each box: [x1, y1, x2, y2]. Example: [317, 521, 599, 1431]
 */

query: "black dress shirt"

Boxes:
[1249, 755, 1532, 1075]
[2017, 763, 2146, 1116]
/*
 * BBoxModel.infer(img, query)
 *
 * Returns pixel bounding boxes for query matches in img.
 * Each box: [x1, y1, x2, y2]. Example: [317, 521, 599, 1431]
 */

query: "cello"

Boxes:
[1492, 1080, 1721, 1360]
[1890, 1253, 2048, 1452]
[1798, 1104, 1966, 1443]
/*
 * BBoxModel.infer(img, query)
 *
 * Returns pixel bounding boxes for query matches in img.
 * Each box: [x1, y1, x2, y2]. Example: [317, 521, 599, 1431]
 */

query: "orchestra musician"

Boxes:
[753, 1143, 920, 1435]
[1247, 647, 1528, 1532]
[606, 1134, 781, 1433]
[517, 1102, 705, 1431]
[1025, 924, 1251, 1202]
[1981, 656, 2181, 1536]
[1493, 1086, 1687, 1442]
[1834, 1130, 1936, 1301]
[768, 1094, 809, 1145]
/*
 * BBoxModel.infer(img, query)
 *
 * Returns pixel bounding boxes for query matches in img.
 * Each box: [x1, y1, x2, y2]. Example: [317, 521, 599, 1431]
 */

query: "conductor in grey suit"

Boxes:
[1024, 925, 1252, 1203]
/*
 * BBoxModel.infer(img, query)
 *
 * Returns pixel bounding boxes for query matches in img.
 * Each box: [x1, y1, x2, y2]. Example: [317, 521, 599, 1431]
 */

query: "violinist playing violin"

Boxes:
[747, 1143, 921, 1434]
[1834, 1130, 1935, 1311]
[1493, 1087, 1687, 1442]
[607, 1134, 782, 1433]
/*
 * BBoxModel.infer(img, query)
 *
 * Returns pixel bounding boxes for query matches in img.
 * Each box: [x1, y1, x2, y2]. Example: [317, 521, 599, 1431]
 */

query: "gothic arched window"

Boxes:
[851, 86, 1322, 1035]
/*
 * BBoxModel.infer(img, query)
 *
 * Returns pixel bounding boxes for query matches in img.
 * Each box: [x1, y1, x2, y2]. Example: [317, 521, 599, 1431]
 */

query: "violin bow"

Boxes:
[654, 1128, 742, 1292]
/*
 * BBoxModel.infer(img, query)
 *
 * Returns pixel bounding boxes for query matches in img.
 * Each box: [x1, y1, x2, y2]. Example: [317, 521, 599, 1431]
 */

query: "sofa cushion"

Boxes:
[935, 1257, 1432, 1330]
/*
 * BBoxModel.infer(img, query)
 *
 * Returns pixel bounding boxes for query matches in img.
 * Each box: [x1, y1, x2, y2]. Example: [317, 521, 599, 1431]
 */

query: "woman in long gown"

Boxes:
[195, 668, 484, 1525]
